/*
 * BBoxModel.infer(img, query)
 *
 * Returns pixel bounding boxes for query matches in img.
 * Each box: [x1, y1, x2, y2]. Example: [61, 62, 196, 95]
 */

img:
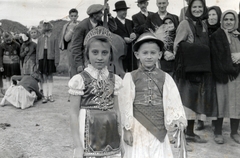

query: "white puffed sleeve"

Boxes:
[163, 73, 187, 131]
[118, 73, 135, 131]
[68, 74, 85, 96]
[114, 75, 123, 96]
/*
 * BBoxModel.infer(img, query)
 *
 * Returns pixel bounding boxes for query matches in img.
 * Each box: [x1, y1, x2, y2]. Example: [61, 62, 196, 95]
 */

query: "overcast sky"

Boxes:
[0, 0, 239, 27]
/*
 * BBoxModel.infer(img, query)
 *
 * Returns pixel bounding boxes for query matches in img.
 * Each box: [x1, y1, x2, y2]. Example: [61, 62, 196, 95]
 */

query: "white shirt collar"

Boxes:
[117, 16, 125, 25]
[141, 10, 148, 17]
[85, 64, 109, 80]
[158, 12, 167, 20]
[89, 19, 98, 28]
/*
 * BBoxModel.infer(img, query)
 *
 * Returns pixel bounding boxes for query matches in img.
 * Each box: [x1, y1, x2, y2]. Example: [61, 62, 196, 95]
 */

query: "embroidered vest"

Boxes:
[131, 67, 167, 142]
[80, 71, 115, 110]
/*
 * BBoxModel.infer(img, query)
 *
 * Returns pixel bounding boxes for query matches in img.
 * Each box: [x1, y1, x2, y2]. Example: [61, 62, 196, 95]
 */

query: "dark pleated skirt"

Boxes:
[175, 73, 218, 117]
[3, 63, 21, 77]
[38, 49, 56, 75]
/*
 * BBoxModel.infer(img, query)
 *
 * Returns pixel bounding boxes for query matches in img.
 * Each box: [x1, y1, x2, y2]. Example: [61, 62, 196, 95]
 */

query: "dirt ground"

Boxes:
[0, 76, 240, 158]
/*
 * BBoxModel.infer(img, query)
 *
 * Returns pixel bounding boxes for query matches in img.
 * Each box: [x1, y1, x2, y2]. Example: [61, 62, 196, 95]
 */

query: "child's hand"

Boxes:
[0, 67, 4, 72]
[73, 147, 84, 158]
[123, 128, 133, 146]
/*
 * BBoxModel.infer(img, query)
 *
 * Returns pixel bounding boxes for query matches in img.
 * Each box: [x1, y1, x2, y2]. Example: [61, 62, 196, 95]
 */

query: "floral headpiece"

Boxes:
[83, 26, 112, 46]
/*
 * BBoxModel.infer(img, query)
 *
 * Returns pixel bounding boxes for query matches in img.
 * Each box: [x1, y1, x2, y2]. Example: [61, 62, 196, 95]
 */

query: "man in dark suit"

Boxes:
[146, 0, 179, 32]
[71, 3, 117, 74]
[113, 1, 137, 72]
[132, 0, 154, 37]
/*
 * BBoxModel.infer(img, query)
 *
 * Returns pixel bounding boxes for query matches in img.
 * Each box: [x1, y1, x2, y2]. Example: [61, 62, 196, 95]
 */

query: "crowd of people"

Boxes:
[1, 0, 240, 157]
[0, 20, 60, 108]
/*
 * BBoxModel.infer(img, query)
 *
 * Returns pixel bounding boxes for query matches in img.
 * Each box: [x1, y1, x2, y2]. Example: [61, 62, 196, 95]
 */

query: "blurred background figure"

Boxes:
[113, 1, 137, 72]
[0, 32, 21, 90]
[19, 32, 37, 76]
[59, 8, 79, 78]
[0, 70, 42, 109]
[36, 21, 60, 103]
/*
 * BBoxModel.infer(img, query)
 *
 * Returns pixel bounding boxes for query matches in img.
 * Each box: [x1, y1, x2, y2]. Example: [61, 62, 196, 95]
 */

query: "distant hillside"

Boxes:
[0, 19, 28, 33]
[0, 19, 70, 37]
[0, 19, 78, 76]
[49, 19, 69, 40]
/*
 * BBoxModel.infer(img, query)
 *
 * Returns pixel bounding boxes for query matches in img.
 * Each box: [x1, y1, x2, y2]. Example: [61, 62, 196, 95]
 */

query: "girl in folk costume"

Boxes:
[20, 33, 37, 75]
[210, 10, 240, 144]
[36, 21, 60, 103]
[0, 32, 21, 89]
[121, 32, 187, 158]
[28, 26, 41, 44]
[69, 26, 123, 158]
[174, 0, 218, 143]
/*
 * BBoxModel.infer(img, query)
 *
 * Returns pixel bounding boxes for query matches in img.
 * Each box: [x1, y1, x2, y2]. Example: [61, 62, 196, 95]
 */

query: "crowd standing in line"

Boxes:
[0, 0, 240, 157]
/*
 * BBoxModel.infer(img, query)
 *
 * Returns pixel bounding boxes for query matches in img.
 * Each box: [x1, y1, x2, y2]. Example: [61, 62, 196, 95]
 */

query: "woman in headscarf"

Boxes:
[173, 0, 218, 143]
[157, 14, 178, 76]
[210, 10, 240, 144]
[207, 6, 222, 37]
[196, 6, 222, 130]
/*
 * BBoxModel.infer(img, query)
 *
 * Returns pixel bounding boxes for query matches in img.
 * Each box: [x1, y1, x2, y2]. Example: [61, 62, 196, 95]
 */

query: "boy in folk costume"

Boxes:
[120, 32, 187, 158]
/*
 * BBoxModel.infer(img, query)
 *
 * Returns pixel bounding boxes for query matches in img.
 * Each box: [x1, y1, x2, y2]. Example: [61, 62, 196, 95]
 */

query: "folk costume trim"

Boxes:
[131, 66, 167, 142]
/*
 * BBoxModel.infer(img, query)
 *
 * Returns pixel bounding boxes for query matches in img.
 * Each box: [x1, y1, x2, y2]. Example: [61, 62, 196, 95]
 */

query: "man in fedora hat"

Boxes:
[71, 3, 117, 74]
[132, 0, 154, 37]
[146, 0, 179, 32]
[113, 1, 138, 72]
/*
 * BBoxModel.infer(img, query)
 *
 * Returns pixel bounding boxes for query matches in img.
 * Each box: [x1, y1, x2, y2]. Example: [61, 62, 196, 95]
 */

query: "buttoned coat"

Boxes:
[132, 11, 154, 36]
[36, 34, 60, 65]
[113, 17, 137, 71]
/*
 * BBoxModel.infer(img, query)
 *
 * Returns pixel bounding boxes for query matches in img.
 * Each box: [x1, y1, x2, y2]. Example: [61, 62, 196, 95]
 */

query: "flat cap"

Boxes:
[87, 4, 104, 15]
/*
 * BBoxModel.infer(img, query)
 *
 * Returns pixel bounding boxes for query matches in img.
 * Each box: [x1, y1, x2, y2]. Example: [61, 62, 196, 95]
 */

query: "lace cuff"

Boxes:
[68, 89, 84, 96]
[119, 73, 135, 131]
[163, 73, 187, 131]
